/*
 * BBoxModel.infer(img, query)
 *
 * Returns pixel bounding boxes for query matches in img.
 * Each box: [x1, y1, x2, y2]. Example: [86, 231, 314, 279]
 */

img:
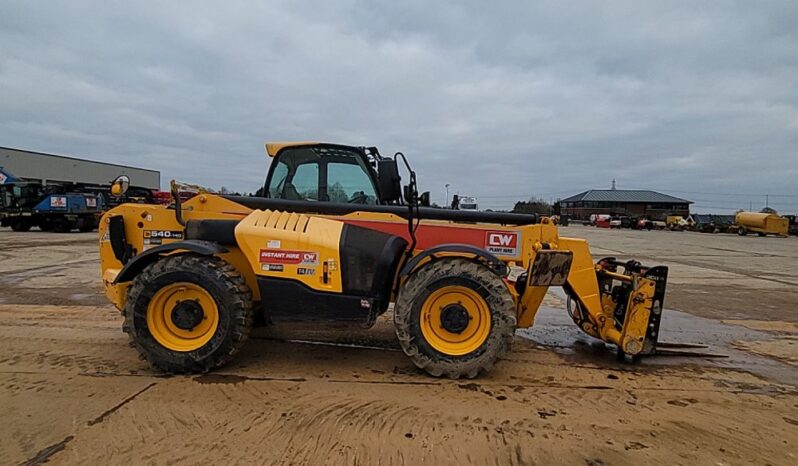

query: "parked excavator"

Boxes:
[99, 143, 670, 378]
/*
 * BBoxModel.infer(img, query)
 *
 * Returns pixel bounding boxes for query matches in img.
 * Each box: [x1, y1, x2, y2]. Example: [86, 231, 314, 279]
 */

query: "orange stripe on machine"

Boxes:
[342, 220, 521, 257]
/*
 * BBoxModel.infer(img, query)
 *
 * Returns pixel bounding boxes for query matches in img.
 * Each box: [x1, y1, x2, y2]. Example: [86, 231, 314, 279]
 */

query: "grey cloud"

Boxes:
[0, 0, 796, 212]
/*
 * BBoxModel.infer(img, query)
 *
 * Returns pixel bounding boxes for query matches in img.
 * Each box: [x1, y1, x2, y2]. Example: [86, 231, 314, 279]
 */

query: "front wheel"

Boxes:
[123, 255, 254, 373]
[394, 257, 516, 379]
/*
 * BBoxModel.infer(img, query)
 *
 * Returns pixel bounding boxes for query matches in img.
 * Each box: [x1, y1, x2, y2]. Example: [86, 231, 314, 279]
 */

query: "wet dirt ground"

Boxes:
[1, 229, 796, 465]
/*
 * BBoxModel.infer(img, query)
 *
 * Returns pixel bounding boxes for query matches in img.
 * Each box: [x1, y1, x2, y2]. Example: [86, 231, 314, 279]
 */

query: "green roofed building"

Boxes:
[559, 189, 691, 221]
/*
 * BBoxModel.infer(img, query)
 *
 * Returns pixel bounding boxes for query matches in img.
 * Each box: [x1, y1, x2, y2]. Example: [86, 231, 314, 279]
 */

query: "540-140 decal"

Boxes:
[143, 230, 184, 245]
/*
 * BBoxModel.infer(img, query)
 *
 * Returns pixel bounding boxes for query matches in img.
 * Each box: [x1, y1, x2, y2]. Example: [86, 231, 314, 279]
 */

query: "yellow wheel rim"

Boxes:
[146, 282, 219, 352]
[419, 285, 491, 356]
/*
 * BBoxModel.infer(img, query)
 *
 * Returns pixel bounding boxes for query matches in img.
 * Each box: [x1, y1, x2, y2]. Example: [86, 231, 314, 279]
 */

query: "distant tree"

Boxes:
[512, 197, 552, 215]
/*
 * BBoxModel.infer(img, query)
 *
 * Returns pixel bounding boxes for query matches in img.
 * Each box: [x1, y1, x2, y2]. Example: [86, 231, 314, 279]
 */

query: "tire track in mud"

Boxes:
[13, 356, 798, 465]
[0, 238, 94, 251]
[261, 394, 430, 464]
[0, 305, 137, 375]
[87, 382, 157, 426]
[20, 435, 75, 466]
[0, 259, 98, 281]
[17, 383, 157, 465]
[0, 347, 131, 377]
[0, 246, 102, 306]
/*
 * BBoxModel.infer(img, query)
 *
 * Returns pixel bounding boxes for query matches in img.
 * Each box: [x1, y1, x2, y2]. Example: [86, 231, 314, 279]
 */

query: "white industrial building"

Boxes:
[0, 146, 160, 189]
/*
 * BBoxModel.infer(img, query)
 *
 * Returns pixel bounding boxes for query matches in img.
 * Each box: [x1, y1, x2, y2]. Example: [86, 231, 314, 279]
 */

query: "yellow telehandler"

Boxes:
[99, 143, 669, 378]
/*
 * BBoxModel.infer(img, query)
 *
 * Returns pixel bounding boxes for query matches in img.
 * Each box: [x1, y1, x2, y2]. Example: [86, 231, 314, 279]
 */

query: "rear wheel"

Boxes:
[52, 217, 72, 233]
[737, 226, 747, 236]
[78, 216, 96, 232]
[38, 219, 53, 232]
[123, 255, 254, 373]
[10, 218, 31, 232]
[394, 257, 516, 379]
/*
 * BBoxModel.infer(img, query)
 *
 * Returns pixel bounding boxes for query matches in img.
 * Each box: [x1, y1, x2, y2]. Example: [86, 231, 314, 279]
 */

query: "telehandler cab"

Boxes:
[99, 143, 668, 378]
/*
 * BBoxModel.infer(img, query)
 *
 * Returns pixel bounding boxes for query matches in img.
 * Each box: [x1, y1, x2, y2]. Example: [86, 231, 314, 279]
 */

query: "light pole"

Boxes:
[445, 184, 451, 208]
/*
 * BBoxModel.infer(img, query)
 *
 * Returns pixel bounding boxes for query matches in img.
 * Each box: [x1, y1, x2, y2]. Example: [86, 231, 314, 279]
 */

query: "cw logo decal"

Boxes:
[484, 231, 520, 256]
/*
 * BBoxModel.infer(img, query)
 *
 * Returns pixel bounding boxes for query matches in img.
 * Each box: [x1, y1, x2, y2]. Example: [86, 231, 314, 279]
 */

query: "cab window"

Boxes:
[268, 161, 289, 197]
[265, 146, 377, 204]
[327, 162, 376, 204]
[291, 163, 319, 200]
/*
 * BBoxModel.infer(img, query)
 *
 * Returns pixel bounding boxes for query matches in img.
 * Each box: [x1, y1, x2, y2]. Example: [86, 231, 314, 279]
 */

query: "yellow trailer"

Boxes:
[735, 212, 789, 237]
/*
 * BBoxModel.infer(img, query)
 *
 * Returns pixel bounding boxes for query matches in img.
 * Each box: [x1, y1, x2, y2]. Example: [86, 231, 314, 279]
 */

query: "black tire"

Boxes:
[737, 226, 747, 236]
[10, 218, 31, 232]
[122, 255, 254, 374]
[78, 216, 96, 232]
[52, 217, 72, 233]
[394, 257, 516, 379]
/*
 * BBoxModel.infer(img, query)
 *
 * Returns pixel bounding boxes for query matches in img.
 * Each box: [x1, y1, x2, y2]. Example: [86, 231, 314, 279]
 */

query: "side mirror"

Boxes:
[419, 191, 431, 207]
[377, 159, 402, 203]
[110, 175, 130, 196]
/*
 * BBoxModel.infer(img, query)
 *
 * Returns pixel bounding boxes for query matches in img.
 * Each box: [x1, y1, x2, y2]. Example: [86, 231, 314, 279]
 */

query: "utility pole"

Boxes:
[445, 184, 450, 208]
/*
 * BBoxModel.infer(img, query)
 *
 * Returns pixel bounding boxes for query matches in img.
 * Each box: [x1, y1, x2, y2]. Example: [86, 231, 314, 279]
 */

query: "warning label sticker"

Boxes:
[259, 249, 319, 265]
[50, 196, 67, 208]
[484, 231, 520, 256]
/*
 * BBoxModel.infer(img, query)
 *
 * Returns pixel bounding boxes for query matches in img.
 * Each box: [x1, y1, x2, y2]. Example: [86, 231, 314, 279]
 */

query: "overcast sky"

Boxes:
[1, 1, 796, 213]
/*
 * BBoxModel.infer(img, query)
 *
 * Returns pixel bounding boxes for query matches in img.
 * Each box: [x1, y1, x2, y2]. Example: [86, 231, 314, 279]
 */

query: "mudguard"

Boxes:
[399, 243, 508, 277]
[113, 240, 228, 284]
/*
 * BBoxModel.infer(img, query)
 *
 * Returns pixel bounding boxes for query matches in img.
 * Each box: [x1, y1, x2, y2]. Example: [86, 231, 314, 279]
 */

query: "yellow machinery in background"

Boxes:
[735, 211, 789, 237]
[99, 143, 670, 378]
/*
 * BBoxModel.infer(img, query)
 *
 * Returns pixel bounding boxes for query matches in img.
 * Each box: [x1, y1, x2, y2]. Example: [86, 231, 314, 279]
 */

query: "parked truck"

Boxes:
[0, 167, 102, 232]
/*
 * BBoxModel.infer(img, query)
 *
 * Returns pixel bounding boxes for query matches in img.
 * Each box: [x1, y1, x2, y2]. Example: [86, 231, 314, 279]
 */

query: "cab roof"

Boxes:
[264, 142, 321, 157]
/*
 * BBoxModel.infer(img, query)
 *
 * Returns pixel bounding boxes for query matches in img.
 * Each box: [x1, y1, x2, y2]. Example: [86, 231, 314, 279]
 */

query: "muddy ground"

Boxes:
[0, 228, 796, 465]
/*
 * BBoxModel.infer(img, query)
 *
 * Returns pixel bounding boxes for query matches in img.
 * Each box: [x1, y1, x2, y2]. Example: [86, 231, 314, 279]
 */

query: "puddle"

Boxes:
[69, 293, 95, 302]
[517, 293, 798, 386]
